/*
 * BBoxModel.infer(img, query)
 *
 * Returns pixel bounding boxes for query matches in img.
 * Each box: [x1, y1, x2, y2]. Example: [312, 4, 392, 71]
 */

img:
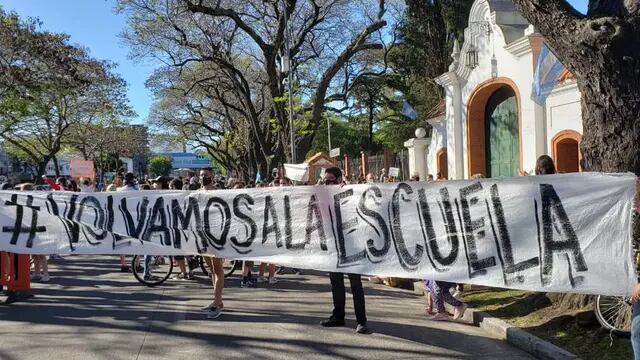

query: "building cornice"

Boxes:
[550, 79, 579, 96]
[505, 36, 531, 57]
[435, 71, 459, 87]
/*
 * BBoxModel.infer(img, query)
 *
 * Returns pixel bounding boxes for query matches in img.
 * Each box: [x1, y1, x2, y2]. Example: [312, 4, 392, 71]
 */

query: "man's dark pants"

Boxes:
[329, 272, 367, 325]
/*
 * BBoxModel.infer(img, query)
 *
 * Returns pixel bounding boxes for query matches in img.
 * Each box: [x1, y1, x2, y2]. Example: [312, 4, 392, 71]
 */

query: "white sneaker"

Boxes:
[453, 304, 468, 320]
[258, 276, 268, 283]
[430, 312, 451, 321]
[40, 273, 50, 283]
[268, 277, 278, 285]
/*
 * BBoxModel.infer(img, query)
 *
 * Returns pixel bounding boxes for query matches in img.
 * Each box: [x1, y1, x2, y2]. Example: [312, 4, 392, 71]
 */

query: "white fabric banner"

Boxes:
[0, 173, 636, 295]
[283, 163, 309, 182]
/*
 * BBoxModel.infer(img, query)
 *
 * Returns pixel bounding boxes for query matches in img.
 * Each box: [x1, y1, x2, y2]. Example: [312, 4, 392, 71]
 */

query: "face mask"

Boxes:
[201, 176, 213, 186]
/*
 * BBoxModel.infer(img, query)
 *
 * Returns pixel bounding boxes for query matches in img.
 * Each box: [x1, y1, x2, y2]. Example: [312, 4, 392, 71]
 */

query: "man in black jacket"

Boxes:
[319, 166, 370, 334]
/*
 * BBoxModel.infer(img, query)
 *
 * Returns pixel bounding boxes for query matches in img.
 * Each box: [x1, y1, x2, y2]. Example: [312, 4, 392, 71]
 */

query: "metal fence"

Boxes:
[339, 150, 410, 182]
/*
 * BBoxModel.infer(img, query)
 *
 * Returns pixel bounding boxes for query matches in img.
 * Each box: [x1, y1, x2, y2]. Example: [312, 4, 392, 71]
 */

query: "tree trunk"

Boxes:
[52, 155, 60, 178]
[36, 156, 50, 182]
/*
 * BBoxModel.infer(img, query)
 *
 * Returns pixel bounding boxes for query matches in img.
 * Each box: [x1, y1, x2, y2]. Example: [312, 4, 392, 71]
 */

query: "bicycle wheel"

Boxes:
[191, 256, 209, 277]
[132, 255, 174, 287]
[223, 259, 239, 278]
[594, 295, 632, 335]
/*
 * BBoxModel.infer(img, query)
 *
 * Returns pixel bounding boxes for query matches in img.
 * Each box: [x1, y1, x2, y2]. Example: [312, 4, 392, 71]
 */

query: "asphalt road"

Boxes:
[0, 256, 535, 360]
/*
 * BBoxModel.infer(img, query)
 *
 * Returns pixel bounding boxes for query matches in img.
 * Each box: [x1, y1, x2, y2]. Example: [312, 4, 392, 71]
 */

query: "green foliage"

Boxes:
[148, 155, 172, 177]
[306, 115, 375, 158]
[374, 118, 420, 152]
[440, 0, 474, 44]
[0, 8, 135, 176]
[369, 0, 472, 151]
[389, 0, 448, 122]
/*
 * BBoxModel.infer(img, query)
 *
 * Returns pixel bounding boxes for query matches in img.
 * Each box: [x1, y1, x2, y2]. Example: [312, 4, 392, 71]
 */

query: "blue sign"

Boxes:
[158, 153, 212, 169]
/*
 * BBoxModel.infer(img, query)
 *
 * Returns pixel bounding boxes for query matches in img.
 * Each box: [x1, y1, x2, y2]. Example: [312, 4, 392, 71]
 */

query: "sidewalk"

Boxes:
[0, 256, 535, 359]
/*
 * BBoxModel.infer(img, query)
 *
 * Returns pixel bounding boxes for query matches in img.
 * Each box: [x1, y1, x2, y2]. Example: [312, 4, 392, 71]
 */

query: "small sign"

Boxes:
[329, 148, 340, 158]
[388, 167, 400, 177]
[70, 160, 95, 179]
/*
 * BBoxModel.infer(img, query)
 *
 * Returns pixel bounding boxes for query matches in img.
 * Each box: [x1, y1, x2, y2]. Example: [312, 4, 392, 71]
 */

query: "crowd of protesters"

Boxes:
[2, 156, 639, 346]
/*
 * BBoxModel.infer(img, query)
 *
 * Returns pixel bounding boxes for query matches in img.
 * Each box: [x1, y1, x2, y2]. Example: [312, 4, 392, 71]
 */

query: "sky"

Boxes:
[0, 0, 589, 125]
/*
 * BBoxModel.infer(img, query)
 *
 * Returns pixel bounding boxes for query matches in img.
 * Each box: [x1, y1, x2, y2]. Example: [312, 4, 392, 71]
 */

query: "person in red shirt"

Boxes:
[42, 175, 70, 191]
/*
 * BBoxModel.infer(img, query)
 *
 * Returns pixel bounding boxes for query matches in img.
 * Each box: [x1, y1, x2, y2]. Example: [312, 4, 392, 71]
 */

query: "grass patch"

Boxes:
[462, 287, 632, 360]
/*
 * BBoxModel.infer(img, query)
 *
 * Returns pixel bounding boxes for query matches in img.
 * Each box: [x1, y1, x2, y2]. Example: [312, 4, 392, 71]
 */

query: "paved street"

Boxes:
[0, 256, 534, 360]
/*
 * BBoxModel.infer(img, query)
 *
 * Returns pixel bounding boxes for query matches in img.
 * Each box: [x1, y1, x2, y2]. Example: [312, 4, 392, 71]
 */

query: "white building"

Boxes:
[414, 0, 582, 180]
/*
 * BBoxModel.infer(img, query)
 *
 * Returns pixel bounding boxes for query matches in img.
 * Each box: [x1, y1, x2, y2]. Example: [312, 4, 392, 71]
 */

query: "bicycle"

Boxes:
[594, 295, 632, 335]
[131, 255, 239, 287]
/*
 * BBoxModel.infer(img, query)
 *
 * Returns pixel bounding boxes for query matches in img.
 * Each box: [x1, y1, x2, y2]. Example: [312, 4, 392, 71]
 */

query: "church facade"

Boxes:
[424, 0, 583, 180]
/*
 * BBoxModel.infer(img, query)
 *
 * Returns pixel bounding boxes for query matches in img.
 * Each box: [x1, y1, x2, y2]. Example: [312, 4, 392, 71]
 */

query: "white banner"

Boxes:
[0, 173, 636, 295]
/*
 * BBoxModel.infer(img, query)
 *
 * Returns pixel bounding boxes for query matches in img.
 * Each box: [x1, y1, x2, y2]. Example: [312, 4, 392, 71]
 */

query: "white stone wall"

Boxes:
[426, 118, 447, 177]
[430, 0, 583, 179]
[545, 82, 583, 155]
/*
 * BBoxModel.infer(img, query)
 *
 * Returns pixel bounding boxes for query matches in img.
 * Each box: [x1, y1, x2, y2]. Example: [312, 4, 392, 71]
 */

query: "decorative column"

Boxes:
[435, 39, 464, 179]
[343, 154, 351, 180]
[403, 128, 429, 181]
[360, 151, 369, 177]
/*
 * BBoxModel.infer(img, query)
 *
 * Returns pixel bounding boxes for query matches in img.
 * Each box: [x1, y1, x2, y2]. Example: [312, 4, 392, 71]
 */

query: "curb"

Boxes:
[412, 281, 579, 360]
[461, 308, 579, 360]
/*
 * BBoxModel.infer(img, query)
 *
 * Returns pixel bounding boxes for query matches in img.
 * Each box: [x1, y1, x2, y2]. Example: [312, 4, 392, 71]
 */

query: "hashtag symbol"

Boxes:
[2, 194, 47, 248]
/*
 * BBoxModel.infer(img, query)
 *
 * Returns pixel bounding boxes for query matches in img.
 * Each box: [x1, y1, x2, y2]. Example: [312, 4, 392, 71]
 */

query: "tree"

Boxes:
[0, 9, 133, 178]
[306, 114, 373, 158]
[118, 0, 399, 174]
[148, 155, 172, 177]
[146, 64, 256, 179]
[66, 122, 149, 183]
[389, 0, 449, 120]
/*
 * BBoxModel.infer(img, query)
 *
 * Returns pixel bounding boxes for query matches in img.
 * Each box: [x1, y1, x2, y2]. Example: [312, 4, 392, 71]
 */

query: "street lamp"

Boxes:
[466, 45, 479, 69]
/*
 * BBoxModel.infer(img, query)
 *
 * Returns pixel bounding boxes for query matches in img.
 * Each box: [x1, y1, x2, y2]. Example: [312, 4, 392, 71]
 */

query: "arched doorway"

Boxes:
[485, 87, 519, 177]
[552, 130, 582, 173]
[466, 77, 522, 178]
[436, 148, 448, 180]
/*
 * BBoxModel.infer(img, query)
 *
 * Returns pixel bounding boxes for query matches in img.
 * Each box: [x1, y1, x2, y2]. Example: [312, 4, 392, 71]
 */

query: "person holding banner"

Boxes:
[631, 180, 640, 359]
[1, 183, 36, 303]
[198, 167, 226, 319]
[320, 167, 369, 334]
[105, 174, 130, 272]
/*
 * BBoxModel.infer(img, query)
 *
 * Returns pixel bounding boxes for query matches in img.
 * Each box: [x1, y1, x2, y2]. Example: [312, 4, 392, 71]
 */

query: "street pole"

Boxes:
[284, 2, 296, 163]
[327, 118, 331, 153]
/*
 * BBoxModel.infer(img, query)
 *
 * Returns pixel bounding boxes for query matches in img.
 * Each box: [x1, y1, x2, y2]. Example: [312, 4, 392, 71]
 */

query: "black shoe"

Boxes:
[3, 291, 34, 305]
[355, 323, 371, 334]
[320, 317, 345, 327]
[120, 266, 131, 273]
